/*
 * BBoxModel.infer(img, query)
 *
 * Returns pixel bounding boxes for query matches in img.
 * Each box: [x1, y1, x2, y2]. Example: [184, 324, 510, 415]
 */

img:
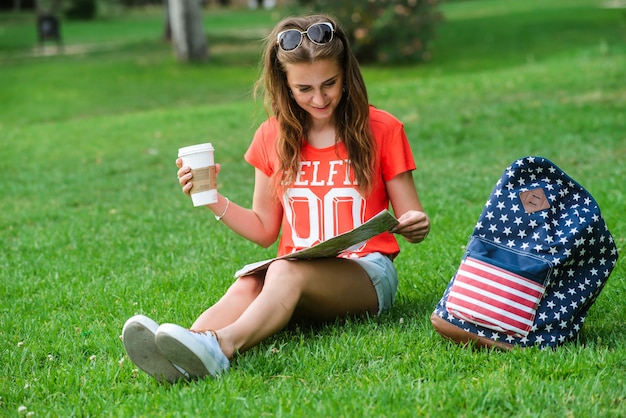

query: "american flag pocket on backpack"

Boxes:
[446, 237, 553, 337]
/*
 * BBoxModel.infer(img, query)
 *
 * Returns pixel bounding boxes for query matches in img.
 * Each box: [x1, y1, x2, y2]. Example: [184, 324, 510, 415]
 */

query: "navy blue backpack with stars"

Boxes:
[431, 156, 619, 349]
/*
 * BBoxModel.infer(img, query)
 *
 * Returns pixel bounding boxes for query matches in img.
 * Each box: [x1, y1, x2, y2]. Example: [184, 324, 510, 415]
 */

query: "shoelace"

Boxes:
[188, 329, 229, 369]
[189, 329, 220, 346]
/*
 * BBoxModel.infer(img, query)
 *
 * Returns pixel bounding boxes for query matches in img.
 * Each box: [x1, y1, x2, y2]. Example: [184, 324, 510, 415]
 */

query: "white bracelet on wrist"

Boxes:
[215, 197, 230, 221]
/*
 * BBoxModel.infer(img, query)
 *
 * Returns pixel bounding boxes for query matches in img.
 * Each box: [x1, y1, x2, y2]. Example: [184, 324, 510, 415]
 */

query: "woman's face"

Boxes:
[284, 59, 344, 126]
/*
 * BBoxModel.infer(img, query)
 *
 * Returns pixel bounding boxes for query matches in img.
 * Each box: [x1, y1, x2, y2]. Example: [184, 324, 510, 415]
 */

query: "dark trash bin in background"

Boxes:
[37, 13, 63, 51]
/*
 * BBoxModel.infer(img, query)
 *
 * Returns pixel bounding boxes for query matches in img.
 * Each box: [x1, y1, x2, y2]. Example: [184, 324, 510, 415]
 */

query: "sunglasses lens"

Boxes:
[277, 23, 334, 51]
[278, 30, 302, 51]
[308, 23, 333, 44]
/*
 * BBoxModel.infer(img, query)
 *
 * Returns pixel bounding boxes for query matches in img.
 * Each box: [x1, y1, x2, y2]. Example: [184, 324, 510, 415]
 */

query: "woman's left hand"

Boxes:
[391, 210, 430, 243]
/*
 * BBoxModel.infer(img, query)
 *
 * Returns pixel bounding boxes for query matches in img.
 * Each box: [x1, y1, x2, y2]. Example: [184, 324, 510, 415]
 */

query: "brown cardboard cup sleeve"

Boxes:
[190, 166, 217, 194]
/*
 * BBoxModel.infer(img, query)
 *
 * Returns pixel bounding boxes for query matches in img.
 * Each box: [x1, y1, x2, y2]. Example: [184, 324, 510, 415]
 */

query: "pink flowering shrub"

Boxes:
[302, 0, 443, 64]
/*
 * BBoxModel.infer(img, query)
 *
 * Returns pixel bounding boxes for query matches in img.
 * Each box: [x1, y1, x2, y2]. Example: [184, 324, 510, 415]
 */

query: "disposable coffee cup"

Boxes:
[178, 143, 218, 207]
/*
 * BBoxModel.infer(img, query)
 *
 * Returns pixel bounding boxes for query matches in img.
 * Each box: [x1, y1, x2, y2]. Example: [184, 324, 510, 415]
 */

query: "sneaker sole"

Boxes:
[155, 324, 225, 379]
[122, 315, 186, 383]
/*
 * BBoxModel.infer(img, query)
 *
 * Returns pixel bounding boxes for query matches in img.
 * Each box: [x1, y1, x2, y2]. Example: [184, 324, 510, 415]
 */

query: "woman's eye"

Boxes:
[298, 87, 311, 93]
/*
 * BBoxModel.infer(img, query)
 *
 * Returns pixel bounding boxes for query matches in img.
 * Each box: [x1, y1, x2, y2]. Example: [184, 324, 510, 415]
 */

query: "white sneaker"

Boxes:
[155, 323, 230, 379]
[122, 315, 189, 383]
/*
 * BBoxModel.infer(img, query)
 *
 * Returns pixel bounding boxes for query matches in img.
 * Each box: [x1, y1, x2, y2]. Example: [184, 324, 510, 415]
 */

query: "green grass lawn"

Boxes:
[1, 0, 625, 416]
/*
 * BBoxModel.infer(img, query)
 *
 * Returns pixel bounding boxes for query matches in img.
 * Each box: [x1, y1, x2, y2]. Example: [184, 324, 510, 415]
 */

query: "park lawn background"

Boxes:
[1, 0, 624, 416]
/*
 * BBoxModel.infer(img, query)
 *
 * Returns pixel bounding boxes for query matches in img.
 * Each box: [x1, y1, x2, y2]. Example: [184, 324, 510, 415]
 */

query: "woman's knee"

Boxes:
[225, 274, 264, 300]
[264, 260, 307, 289]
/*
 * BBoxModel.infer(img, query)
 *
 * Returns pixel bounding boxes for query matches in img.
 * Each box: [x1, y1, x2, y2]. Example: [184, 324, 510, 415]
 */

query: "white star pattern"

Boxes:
[434, 156, 619, 350]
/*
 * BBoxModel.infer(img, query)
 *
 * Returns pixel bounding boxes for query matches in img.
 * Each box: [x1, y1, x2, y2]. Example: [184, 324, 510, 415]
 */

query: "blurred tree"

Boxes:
[300, 0, 443, 64]
[34, 0, 61, 14]
[3, 0, 36, 12]
[163, 0, 171, 40]
[34, 0, 96, 19]
[65, 0, 96, 19]
[167, 0, 208, 62]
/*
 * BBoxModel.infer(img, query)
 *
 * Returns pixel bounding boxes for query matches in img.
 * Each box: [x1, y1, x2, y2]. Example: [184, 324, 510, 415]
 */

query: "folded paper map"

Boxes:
[234, 209, 399, 278]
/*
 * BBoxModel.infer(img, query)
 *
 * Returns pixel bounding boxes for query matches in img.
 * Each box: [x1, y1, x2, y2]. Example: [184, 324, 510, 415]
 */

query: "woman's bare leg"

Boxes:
[196, 258, 378, 359]
[190, 273, 265, 331]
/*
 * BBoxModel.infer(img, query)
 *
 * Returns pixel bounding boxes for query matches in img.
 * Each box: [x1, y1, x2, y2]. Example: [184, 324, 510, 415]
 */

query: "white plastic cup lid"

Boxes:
[178, 143, 214, 157]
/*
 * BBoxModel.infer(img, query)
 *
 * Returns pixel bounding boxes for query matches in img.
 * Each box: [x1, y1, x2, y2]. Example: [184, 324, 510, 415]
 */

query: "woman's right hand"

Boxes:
[176, 157, 193, 196]
[176, 158, 222, 197]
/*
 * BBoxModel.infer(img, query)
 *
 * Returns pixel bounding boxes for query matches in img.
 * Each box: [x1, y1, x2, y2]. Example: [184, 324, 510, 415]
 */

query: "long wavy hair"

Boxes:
[255, 14, 376, 195]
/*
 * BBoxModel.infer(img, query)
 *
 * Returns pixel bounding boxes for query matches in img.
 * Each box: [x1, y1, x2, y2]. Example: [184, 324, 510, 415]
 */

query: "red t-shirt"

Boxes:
[245, 106, 416, 259]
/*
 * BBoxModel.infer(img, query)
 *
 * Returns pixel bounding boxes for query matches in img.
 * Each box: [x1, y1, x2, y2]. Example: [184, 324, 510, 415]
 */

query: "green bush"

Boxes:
[302, 0, 444, 64]
[65, 0, 97, 20]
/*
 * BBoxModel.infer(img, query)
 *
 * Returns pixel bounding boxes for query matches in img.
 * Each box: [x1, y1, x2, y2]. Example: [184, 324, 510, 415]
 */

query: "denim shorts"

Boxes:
[350, 252, 398, 315]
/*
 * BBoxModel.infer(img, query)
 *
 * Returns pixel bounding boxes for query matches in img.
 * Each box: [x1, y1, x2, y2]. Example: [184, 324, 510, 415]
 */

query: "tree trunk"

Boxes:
[163, 0, 171, 41]
[168, 0, 208, 62]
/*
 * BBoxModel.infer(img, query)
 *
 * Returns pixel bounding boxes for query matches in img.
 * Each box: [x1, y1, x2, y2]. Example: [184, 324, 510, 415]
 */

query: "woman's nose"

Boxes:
[311, 89, 325, 105]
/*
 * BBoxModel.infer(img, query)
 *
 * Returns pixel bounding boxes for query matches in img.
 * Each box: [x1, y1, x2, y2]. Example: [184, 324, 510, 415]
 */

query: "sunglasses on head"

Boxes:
[277, 22, 335, 51]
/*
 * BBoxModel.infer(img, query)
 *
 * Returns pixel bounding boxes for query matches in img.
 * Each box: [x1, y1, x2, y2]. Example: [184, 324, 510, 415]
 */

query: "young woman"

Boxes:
[122, 14, 430, 382]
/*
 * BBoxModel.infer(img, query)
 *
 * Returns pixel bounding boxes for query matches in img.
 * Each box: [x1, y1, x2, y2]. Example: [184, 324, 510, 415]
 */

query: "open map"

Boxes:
[234, 209, 399, 278]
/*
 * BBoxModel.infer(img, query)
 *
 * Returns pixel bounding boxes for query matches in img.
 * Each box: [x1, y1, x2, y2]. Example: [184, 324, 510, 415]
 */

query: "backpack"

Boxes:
[431, 156, 619, 349]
